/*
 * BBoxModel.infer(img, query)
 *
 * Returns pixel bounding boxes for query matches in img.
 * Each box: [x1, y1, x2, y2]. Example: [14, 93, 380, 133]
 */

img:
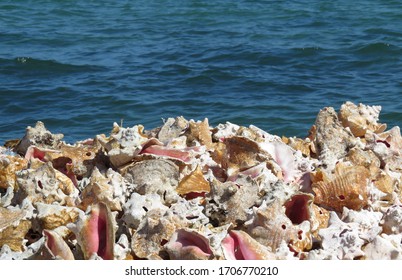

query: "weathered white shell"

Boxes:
[15, 162, 78, 206]
[381, 204, 402, 234]
[131, 208, 188, 259]
[122, 193, 168, 228]
[313, 106, 359, 171]
[96, 123, 149, 168]
[123, 159, 180, 205]
[339, 101, 386, 137]
[246, 200, 312, 253]
[14, 121, 64, 156]
[205, 178, 259, 227]
[318, 212, 365, 260]
[362, 234, 402, 260]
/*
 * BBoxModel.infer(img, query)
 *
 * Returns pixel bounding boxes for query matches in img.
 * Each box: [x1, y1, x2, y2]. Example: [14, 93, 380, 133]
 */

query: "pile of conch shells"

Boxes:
[1, 101, 402, 260]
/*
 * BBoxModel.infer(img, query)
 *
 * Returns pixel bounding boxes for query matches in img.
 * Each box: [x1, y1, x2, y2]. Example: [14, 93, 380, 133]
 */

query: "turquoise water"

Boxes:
[1, 0, 402, 144]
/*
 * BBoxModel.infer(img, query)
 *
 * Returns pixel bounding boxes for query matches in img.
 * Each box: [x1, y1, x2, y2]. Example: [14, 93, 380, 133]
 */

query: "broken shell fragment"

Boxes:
[176, 165, 210, 198]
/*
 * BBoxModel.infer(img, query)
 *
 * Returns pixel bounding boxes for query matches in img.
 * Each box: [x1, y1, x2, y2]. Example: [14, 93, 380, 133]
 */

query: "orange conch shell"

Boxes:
[344, 147, 381, 179]
[176, 166, 210, 197]
[312, 165, 369, 212]
[0, 155, 28, 190]
[223, 136, 269, 175]
[186, 119, 213, 150]
[0, 207, 31, 252]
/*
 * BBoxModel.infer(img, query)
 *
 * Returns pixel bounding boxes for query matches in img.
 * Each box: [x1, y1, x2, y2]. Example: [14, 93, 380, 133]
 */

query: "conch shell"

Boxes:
[221, 230, 276, 260]
[312, 165, 369, 212]
[36, 229, 75, 260]
[338, 101, 386, 137]
[0, 155, 28, 190]
[131, 208, 188, 259]
[74, 202, 115, 260]
[0, 207, 31, 252]
[165, 228, 213, 260]
[185, 118, 213, 150]
[246, 200, 312, 254]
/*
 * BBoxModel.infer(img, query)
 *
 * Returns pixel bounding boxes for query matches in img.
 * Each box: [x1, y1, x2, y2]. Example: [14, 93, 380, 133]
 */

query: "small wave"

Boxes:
[0, 57, 105, 76]
[352, 42, 400, 55]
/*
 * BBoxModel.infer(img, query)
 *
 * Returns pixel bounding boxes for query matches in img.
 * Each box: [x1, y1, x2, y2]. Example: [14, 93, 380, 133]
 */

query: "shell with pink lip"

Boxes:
[71, 202, 115, 260]
[165, 228, 214, 260]
[221, 230, 276, 260]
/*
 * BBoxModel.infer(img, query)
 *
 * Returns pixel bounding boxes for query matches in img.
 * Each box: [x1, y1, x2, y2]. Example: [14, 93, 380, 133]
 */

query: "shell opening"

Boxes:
[284, 194, 311, 225]
[175, 230, 212, 256]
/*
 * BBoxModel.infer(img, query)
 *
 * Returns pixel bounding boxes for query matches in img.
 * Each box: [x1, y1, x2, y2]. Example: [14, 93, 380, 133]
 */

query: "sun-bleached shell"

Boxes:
[122, 193, 168, 229]
[157, 117, 188, 145]
[318, 212, 365, 260]
[338, 101, 387, 137]
[96, 123, 149, 168]
[366, 126, 402, 173]
[123, 159, 180, 205]
[15, 162, 79, 206]
[362, 234, 402, 260]
[14, 121, 64, 156]
[313, 106, 358, 171]
[205, 178, 259, 227]
[131, 208, 188, 259]
[246, 200, 312, 254]
[381, 204, 402, 234]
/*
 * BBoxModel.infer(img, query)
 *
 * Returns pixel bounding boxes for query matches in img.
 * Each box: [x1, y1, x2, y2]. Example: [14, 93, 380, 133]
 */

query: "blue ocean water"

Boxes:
[1, 0, 401, 144]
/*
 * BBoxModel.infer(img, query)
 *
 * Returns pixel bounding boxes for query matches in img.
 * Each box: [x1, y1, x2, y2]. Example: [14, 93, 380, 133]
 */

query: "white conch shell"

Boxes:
[318, 212, 365, 260]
